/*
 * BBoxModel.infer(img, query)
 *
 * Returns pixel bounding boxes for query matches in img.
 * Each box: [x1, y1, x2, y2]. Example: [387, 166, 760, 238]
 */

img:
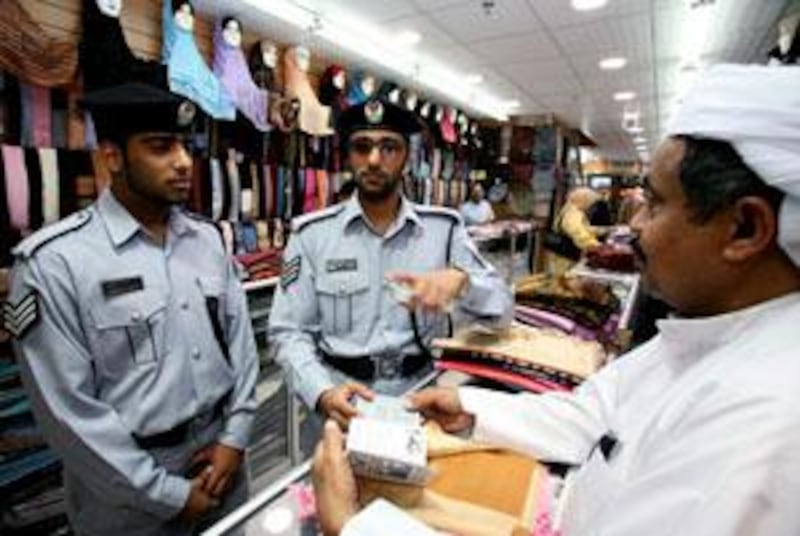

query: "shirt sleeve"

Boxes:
[560, 207, 600, 251]
[9, 255, 190, 520]
[268, 232, 335, 410]
[458, 366, 617, 464]
[448, 221, 514, 328]
[217, 259, 260, 450]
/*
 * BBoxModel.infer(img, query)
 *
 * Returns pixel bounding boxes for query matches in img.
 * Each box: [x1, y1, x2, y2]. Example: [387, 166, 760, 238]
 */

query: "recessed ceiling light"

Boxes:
[506, 99, 521, 108]
[627, 126, 645, 134]
[572, 0, 608, 11]
[633, 136, 647, 144]
[599, 57, 627, 70]
[614, 91, 637, 102]
[465, 74, 485, 85]
[395, 30, 422, 46]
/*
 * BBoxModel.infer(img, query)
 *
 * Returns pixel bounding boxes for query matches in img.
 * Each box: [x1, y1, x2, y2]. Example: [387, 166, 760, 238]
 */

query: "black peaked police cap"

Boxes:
[80, 83, 198, 143]
[337, 99, 422, 141]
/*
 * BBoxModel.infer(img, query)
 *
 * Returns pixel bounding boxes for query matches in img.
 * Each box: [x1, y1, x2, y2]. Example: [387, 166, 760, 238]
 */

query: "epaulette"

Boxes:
[12, 210, 93, 260]
[182, 210, 226, 249]
[414, 204, 461, 224]
[292, 204, 344, 233]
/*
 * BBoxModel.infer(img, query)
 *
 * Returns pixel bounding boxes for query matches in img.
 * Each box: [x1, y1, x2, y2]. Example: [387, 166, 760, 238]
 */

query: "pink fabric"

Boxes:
[316, 169, 329, 208]
[31, 85, 52, 147]
[3, 145, 30, 231]
[303, 168, 317, 213]
[435, 361, 570, 393]
[289, 483, 317, 521]
[531, 473, 559, 536]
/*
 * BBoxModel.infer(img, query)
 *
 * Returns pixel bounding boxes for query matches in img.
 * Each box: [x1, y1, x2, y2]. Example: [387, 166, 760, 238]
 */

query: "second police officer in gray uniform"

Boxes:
[5, 84, 259, 535]
[268, 99, 513, 428]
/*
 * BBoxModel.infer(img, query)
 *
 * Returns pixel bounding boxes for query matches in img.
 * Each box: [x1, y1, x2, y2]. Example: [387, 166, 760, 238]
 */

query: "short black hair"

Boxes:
[676, 136, 784, 223]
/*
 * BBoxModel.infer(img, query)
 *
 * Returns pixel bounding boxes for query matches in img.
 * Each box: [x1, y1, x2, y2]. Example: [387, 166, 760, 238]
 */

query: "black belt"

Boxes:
[132, 392, 230, 450]
[322, 352, 429, 382]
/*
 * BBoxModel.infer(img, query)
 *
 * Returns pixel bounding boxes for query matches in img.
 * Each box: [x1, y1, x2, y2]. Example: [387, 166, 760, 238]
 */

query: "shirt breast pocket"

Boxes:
[315, 275, 370, 335]
[91, 291, 167, 376]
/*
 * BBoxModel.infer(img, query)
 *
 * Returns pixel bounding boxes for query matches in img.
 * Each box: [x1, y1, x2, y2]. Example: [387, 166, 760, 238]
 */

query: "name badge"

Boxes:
[101, 277, 144, 298]
[326, 258, 358, 273]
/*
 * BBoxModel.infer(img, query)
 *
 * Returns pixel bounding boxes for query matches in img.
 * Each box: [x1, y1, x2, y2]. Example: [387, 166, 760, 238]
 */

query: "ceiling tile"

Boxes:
[465, 31, 562, 64]
[426, 0, 542, 42]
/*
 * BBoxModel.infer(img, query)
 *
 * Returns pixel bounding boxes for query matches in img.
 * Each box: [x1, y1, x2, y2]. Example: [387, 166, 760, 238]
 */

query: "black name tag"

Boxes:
[101, 277, 144, 298]
[326, 258, 358, 273]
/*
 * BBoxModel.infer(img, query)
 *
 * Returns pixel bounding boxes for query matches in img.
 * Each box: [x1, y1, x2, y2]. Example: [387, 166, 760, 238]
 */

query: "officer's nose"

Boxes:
[367, 145, 382, 167]
[173, 141, 193, 174]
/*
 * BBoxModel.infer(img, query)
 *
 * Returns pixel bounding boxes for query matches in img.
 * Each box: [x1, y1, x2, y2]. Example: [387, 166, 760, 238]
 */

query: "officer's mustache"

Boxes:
[357, 167, 391, 181]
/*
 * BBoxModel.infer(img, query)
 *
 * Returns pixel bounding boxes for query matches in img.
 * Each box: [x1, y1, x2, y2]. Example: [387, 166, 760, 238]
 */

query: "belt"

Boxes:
[322, 352, 429, 382]
[132, 392, 230, 450]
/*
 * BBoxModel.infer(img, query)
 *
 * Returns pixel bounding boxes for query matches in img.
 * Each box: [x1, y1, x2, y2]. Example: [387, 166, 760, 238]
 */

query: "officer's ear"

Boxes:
[99, 140, 125, 175]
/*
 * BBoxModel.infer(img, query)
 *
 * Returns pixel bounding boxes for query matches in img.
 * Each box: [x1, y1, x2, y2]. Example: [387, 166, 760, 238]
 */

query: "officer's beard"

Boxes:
[355, 167, 402, 202]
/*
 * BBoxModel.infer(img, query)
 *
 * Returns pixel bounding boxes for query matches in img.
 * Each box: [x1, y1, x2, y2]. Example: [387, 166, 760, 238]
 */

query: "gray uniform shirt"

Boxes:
[6, 189, 259, 520]
[268, 196, 513, 409]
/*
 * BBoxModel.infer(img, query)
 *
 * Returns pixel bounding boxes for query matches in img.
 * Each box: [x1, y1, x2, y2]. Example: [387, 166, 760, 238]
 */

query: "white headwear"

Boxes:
[666, 64, 800, 265]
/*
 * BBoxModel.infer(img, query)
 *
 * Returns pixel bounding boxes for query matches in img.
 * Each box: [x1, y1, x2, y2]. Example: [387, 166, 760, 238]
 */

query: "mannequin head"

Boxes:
[221, 16, 242, 48]
[293, 45, 311, 72]
[403, 90, 418, 112]
[96, 0, 122, 17]
[778, 14, 800, 56]
[172, 1, 194, 32]
[361, 75, 376, 97]
[261, 40, 278, 68]
[435, 105, 444, 122]
[420, 101, 431, 118]
[333, 70, 346, 90]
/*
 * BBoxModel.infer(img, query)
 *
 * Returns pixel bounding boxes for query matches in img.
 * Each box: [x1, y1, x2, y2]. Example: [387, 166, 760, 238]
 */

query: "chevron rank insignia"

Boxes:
[2, 291, 40, 339]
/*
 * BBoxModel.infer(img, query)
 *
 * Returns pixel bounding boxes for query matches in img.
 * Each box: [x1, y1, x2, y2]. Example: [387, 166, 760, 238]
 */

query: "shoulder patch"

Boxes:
[2, 290, 40, 339]
[292, 204, 345, 233]
[12, 210, 93, 260]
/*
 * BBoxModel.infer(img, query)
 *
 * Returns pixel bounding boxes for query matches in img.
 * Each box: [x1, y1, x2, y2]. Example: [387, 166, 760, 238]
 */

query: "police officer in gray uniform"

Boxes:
[268, 99, 513, 428]
[3, 84, 259, 535]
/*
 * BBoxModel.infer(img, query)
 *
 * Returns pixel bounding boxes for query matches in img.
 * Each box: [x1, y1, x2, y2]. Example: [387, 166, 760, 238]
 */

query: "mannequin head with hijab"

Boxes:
[249, 40, 278, 91]
[172, 0, 195, 32]
[95, 0, 121, 17]
[293, 45, 312, 73]
[220, 16, 242, 49]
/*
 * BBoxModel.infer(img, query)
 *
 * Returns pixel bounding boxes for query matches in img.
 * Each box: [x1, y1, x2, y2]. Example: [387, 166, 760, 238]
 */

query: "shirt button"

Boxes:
[131, 312, 142, 322]
[192, 348, 201, 359]
[181, 301, 190, 310]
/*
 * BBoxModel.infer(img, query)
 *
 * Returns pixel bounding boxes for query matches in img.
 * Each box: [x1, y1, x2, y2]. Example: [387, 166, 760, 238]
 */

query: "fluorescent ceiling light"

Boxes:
[627, 126, 645, 134]
[465, 73, 485, 85]
[572, 0, 608, 11]
[395, 30, 422, 46]
[599, 57, 627, 70]
[614, 91, 637, 102]
[506, 100, 522, 109]
[633, 136, 647, 144]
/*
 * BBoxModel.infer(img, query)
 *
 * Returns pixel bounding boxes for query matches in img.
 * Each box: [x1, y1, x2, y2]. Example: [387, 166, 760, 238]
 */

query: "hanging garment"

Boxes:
[31, 85, 52, 147]
[210, 157, 224, 220]
[316, 169, 329, 208]
[263, 164, 274, 218]
[91, 150, 111, 193]
[0, 0, 78, 87]
[51, 89, 69, 149]
[225, 150, 241, 221]
[3, 145, 29, 232]
[212, 18, 269, 132]
[38, 148, 59, 224]
[67, 93, 86, 150]
[256, 220, 270, 251]
[161, 1, 235, 121]
[303, 169, 317, 213]
[79, 0, 167, 91]
[250, 161, 261, 219]
[23, 148, 43, 230]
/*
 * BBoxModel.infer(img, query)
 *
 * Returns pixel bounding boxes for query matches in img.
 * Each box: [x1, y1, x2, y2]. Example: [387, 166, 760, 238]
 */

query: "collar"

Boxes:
[341, 194, 422, 234]
[97, 189, 193, 248]
[656, 292, 800, 358]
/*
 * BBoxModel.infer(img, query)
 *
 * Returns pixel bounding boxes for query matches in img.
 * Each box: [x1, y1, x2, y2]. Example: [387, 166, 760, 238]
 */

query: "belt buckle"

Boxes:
[373, 352, 402, 380]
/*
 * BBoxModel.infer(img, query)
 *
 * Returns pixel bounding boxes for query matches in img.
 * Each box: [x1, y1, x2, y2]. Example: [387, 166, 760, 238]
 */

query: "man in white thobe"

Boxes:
[311, 64, 800, 535]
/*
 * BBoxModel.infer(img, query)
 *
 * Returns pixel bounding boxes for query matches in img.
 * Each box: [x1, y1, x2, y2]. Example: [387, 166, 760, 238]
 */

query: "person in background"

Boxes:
[547, 186, 604, 275]
[268, 99, 512, 430]
[459, 182, 495, 226]
[312, 64, 800, 536]
[3, 84, 259, 535]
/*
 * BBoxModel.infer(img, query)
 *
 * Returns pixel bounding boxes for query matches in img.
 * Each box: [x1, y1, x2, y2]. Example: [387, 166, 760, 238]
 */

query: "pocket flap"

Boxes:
[314, 275, 369, 296]
[92, 290, 167, 330]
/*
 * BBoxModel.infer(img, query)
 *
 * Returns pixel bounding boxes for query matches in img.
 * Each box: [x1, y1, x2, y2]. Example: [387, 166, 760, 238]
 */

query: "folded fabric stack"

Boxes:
[467, 219, 534, 242]
[515, 274, 620, 330]
[234, 248, 283, 282]
[433, 324, 606, 393]
[586, 244, 637, 273]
